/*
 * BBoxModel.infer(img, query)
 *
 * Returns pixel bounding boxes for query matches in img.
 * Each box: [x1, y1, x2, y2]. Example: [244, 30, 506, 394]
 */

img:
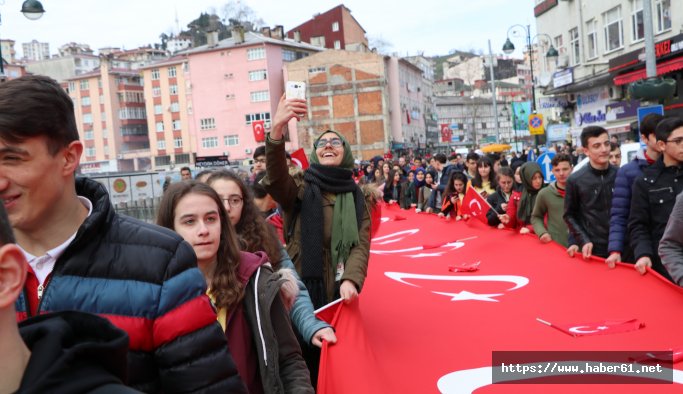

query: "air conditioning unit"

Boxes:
[556, 55, 569, 68]
[609, 86, 623, 100]
[245, 148, 252, 154]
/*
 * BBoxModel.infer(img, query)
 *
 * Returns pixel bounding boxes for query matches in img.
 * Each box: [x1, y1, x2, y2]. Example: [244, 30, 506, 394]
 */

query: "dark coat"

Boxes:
[563, 163, 617, 258]
[608, 150, 652, 261]
[15, 178, 245, 394]
[628, 157, 683, 280]
[486, 188, 510, 226]
[18, 311, 140, 394]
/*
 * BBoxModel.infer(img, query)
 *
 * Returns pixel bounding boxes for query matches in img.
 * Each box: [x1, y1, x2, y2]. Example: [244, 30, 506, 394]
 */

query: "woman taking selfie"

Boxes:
[157, 181, 313, 394]
[262, 95, 372, 309]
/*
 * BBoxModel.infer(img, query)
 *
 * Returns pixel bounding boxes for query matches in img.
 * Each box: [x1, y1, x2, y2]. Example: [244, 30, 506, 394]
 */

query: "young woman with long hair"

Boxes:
[440, 171, 468, 220]
[486, 166, 515, 228]
[157, 181, 313, 394]
[468, 156, 497, 198]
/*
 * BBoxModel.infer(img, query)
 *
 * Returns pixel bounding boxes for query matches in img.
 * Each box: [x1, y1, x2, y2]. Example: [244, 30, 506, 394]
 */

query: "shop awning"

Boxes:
[614, 57, 683, 86]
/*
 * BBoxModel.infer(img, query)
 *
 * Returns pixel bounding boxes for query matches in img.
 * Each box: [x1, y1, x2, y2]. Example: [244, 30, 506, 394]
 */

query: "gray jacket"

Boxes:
[659, 192, 683, 286]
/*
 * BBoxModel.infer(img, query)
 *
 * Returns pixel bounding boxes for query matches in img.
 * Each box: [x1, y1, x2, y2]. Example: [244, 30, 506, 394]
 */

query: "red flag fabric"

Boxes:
[252, 120, 265, 142]
[318, 207, 683, 393]
[440, 124, 452, 143]
[460, 185, 491, 224]
[290, 148, 309, 170]
[541, 318, 645, 337]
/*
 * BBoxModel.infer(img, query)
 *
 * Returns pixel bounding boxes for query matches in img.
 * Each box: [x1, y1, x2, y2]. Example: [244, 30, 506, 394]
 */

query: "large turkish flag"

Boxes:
[317, 203, 683, 393]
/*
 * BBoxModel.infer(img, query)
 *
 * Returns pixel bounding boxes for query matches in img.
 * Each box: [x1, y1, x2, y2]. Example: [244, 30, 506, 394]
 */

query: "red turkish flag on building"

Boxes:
[252, 120, 265, 142]
[290, 148, 309, 170]
[460, 186, 492, 224]
[544, 318, 645, 337]
[440, 124, 452, 143]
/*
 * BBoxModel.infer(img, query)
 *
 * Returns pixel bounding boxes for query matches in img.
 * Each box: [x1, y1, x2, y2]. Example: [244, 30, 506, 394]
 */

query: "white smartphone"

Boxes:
[286, 81, 306, 100]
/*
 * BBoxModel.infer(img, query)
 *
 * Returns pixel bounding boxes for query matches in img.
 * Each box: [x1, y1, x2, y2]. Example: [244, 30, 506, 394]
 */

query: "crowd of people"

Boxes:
[1, 74, 683, 393]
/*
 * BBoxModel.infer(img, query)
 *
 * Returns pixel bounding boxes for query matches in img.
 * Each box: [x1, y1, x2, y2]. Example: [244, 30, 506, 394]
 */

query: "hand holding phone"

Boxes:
[286, 81, 306, 100]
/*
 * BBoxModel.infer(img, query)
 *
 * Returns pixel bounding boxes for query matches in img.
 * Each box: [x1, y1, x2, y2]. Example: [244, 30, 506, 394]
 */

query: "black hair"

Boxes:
[0, 75, 78, 155]
[640, 113, 664, 137]
[251, 171, 268, 199]
[654, 116, 683, 142]
[253, 145, 266, 159]
[466, 152, 480, 163]
[472, 156, 496, 188]
[434, 153, 447, 164]
[551, 153, 573, 167]
[0, 202, 15, 245]
[580, 126, 608, 148]
[444, 171, 468, 197]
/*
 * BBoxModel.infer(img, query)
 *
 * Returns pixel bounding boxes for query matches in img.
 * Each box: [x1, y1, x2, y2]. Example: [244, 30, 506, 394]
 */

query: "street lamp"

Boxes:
[502, 24, 558, 147]
[0, 0, 45, 77]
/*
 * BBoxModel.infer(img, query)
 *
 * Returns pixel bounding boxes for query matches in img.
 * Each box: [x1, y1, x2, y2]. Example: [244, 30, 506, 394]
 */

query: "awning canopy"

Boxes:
[614, 57, 683, 86]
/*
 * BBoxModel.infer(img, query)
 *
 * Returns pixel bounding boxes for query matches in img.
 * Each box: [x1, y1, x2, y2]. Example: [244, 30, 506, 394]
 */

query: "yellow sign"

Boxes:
[528, 114, 545, 135]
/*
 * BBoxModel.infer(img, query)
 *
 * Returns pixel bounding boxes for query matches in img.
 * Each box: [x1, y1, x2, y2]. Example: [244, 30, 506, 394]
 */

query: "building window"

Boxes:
[68, 82, 76, 92]
[152, 87, 161, 97]
[170, 102, 180, 112]
[586, 19, 598, 59]
[168, 66, 177, 78]
[200, 118, 216, 130]
[81, 96, 91, 106]
[174, 138, 183, 148]
[83, 113, 93, 124]
[172, 119, 181, 130]
[176, 153, 190, 164]
[85, 147, 96, 157]
[656, 0, 671, 33]
[311, 36, 326, 48]
[201, 137, 219, 148]
[156, 122, 164, 132]
[554, 35, 565, 56]
[334, 40, 341, 50]
[99, 94, 105, 102]
[154, 104, 163, 115]
[282, 49, 307, 62]
[249, 70, 267, 81]
[332, 21, 339, 32]
[102, 128, 108, 138]
[631, 0, 644, 42]
[247, 47, 266, 60]
[224, 135, 239, 146]
[245, 112, 271, 126]
[97, 78, 102, 88]
[250, 90, 269, 102]
[84, 130, 94, 140]
[603, 6, 623, 52]
[157, 140, 166, 150]
[80, 80, 89, 90]
[151, 68, 160, 80]
[569, 27, 580, 65]
[103, 145, 109, 155]
[169, 85, 178, 95]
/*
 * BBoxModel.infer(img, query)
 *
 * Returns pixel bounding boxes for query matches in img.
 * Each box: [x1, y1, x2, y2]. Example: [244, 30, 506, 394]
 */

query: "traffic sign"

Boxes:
[528, 113, 545, 135]
[537, 152, 556, 183]
[637, 105, 664, 130]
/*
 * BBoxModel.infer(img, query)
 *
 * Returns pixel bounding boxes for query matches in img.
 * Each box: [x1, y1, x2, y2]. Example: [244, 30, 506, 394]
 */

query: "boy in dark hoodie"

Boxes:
[0, 201, 139, 394]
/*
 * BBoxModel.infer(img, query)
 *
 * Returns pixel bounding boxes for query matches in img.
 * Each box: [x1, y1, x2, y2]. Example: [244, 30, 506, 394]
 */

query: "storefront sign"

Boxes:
[609, 33, 683, 72]
[539, 96, 569, 109]
[195, 155, 230, 168]
[552, 68, 573, 88]
[574, 87, 609, 126]
[606, 100, 640, 121]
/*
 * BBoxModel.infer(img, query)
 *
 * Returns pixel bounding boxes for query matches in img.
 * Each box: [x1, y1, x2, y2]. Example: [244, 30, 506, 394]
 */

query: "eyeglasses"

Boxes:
[222, 195, 243, 208]
[665, 137, 683, 146]
[253, 158, 266, 164]
[316, 138, 343, 149]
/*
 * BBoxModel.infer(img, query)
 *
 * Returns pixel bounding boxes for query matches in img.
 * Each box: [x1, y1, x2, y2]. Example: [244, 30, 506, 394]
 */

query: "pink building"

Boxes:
[185, 28, 320, 162]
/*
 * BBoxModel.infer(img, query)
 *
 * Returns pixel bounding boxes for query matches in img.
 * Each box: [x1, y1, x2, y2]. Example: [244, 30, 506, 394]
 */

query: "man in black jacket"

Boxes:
[0, 76, 245, 393]
[564, 126, 617, 259]
[628, 117, 683, 280]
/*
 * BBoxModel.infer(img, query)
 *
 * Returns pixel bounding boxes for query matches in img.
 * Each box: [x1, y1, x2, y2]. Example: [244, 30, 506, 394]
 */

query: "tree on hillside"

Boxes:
[221, 0, 266, 31]
[369, 35, 394, 55]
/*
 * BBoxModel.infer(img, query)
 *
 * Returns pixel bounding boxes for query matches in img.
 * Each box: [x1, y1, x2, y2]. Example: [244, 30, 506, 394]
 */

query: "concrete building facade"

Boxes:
[22, 39, 49, 61]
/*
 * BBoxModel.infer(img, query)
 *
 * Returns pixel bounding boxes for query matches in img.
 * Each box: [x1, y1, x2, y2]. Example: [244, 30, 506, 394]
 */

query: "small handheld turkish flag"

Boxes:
[252, 120, 265, 142]
[290, 148, 309, 170]
[539, 318, 645, 337]
[460, 186, 492, 224]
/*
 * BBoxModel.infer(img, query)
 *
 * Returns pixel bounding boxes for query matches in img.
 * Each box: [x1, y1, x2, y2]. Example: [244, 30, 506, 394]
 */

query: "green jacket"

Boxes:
[531, 182, 569, 247]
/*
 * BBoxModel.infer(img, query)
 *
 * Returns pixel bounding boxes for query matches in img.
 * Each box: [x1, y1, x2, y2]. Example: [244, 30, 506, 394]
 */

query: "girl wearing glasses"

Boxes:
[156, 181, 313, 394]
[262, 95, 372, 310]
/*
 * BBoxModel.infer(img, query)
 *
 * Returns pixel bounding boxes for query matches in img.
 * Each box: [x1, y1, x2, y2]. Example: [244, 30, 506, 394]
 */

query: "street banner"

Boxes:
[317, 203, 683, 393]
[440, 124, 452, 143]
[512, 101, 532, 132]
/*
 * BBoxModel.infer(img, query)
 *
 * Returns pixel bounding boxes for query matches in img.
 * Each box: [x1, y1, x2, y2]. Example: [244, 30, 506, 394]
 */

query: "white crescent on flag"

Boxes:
[469, 199, 482, 213]
[568, 325, 602, 334]
[291, 157, 303, 168]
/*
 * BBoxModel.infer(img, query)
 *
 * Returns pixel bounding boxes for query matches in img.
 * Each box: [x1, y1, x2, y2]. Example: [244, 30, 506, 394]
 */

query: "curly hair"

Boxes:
[207, 170, 283, 265]
[156, 181, 243, 310]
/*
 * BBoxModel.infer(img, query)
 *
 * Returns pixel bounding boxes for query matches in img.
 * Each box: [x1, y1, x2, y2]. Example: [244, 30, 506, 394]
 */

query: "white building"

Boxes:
[22, 39, 50, 61]
[535, 0, 682, 142]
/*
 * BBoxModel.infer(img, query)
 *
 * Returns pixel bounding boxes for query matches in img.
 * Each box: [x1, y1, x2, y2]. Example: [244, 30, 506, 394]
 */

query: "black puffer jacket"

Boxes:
[18, 311, 140, 394]
[563, 163, 617, 258]
[628, 158, 683, 279]
[15, 178, 245, 394]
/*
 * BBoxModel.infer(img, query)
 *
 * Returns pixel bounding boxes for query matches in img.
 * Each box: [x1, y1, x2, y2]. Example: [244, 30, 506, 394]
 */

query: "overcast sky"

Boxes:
[2, 0, 536, 59]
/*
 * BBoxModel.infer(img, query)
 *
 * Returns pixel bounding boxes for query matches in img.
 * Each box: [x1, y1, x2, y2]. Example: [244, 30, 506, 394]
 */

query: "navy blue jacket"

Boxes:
[607, 150, 652, 261]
